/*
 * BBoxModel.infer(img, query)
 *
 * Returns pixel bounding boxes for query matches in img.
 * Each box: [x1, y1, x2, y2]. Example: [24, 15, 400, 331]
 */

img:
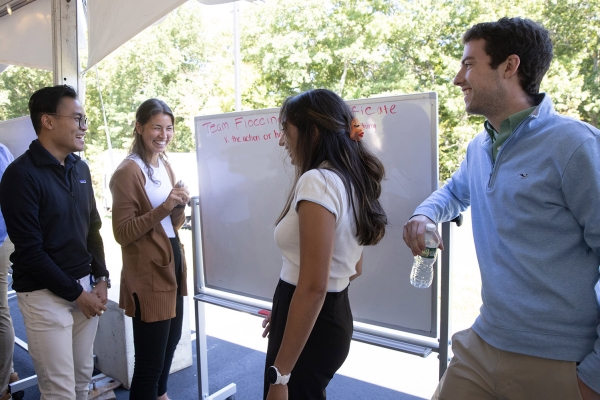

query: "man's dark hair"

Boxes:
[28, 85, 78, 135]
[463, 17, 553, 98]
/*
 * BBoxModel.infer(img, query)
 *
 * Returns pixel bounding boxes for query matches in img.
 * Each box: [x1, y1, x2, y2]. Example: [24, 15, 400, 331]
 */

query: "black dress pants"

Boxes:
[129, 237, 184, 399]
[264, 279, 353, 400]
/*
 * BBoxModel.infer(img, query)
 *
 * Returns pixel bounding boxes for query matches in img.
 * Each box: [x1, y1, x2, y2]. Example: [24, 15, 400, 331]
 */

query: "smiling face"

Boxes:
[136, 113, 174, 164]
[41, 96, 87, 163]
[278, 121, 299, 165]
[454, 39, 507, 121]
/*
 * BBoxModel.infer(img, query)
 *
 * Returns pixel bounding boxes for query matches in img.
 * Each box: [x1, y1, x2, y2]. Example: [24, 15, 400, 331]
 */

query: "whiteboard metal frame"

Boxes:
[192, 197, 454, 385]
[191, 197, 237, 400]
[191, 92, 454, 394]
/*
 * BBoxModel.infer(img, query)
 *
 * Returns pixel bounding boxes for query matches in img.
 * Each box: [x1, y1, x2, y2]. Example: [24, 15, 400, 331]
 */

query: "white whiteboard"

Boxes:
[194, 92, 439, 336]
[0, 116, 37, 158]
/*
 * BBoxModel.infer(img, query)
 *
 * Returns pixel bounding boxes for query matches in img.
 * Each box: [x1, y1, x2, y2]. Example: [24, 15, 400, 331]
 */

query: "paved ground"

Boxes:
[10, 294, 438, 399]
[9, 211, 488, 399]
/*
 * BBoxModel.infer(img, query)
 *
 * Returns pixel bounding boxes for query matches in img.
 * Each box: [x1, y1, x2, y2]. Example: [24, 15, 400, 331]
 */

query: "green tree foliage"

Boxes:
[81, 1, 228, 196]
[241, 0, 600, 181]
[84, 2, 218, 154]
[542, 0, 600, 126]
[242, 0, 399, 107]
[0, 67, 52, 120]
[0, 0, 598, 185]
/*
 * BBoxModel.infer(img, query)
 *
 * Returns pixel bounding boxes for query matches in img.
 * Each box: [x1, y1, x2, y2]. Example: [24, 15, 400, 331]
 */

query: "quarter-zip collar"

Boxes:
[480, 93, 552, 189]
[29, 139, 81, 167]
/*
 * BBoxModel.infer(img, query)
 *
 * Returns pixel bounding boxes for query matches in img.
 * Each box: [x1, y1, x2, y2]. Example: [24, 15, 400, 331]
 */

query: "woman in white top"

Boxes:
[110, 99, 190, 400]
[262, 89, 387, 400]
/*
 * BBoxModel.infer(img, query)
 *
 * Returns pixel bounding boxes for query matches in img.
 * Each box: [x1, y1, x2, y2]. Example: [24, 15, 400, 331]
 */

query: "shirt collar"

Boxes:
[484, 106, 538, 143]
[29, 139, 81, 167]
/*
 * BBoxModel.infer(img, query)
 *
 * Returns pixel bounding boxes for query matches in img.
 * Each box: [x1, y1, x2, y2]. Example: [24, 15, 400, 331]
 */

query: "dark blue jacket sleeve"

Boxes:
[0, 163, 83, 301]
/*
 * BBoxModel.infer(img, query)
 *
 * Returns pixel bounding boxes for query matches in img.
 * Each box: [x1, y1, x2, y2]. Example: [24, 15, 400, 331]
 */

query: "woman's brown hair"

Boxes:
[276, 89, 387, 246]
[129, 98, 174, 184]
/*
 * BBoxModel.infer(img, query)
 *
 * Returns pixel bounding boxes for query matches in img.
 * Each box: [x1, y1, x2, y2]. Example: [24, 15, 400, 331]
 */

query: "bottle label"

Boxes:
[421, 247, 437, 258]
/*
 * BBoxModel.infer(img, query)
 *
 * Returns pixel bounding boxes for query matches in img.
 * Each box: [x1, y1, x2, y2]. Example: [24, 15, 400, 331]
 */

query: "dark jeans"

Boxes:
[264, 279, 353, 400]
[129, 237, 184, 399]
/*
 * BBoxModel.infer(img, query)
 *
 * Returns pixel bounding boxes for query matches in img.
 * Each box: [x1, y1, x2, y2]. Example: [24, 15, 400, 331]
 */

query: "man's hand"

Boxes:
[91, 280, 108, 305]
[578, 377, 600, 400]
[403, 215, 444, 256]
[75, 290, 107, 319]
[265, 384, 288, 400]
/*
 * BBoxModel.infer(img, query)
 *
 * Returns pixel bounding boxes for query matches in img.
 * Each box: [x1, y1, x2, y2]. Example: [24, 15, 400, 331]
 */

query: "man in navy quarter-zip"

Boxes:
[0, 85, 109, 400]
[403, 18, 600, 400]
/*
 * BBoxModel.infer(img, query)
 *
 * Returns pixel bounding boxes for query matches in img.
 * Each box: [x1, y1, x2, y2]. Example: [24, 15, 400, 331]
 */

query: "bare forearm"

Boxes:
[273, 287, 326, 375]
[272, 200, 335, 375]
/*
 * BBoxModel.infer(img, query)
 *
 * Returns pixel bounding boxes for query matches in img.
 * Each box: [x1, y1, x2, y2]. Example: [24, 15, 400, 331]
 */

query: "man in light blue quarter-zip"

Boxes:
[404, 17, 600, 400]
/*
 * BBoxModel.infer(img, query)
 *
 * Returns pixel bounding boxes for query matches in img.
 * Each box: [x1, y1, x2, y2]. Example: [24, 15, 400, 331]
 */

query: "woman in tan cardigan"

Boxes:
[109, 99, 189, 400]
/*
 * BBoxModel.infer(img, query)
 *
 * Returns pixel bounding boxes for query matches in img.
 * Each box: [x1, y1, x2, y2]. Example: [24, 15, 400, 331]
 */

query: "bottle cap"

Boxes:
[425, 223, 436, 231]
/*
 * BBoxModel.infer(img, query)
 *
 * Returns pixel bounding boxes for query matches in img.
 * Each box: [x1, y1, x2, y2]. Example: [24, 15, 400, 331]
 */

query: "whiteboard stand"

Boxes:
[191, 197, 459, 388]
[191, 92, 457, 388]
[438, 220, 453, 379]
[191, 197, 237, 400]
[438, 214, 463, 379]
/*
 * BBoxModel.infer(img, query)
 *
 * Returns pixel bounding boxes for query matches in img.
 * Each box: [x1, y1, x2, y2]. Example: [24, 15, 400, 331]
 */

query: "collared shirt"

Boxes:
[414, 93, 600, 393]
[484, 106, 537, 162]
[0, 143, 15, 245]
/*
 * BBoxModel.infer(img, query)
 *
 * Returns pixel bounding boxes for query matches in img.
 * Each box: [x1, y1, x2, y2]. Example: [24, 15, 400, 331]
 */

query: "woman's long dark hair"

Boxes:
[129, 98, 174, 184]
[276, 89, 387, 246]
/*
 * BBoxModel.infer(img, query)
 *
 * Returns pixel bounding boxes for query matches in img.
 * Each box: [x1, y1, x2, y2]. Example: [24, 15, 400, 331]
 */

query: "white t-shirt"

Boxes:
[128, 154, 175, 238]
[274, 168, 363, 292]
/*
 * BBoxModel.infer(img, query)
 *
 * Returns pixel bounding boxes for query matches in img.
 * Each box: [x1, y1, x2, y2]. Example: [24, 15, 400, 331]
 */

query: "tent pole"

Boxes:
[52, 0, 79, 90]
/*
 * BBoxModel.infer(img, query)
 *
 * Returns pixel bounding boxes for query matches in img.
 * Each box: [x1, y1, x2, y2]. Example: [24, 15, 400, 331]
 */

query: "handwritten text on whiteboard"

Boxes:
[200, 102, 396, 144]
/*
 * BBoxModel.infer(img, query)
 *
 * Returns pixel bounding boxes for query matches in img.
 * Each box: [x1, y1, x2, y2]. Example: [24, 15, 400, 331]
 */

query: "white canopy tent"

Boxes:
[0, 0, 244, 114]
[86, 0, 188, 71]
[0, 0, 53, 70]
[0, 0, 236, 79]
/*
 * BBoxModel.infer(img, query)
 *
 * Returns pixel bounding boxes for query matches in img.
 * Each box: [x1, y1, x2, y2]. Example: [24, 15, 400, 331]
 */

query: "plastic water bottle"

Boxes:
[410, 223, 439, 289]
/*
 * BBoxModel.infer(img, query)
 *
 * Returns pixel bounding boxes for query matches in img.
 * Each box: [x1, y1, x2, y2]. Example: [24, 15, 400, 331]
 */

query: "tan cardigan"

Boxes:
[109, 158, 188, 323]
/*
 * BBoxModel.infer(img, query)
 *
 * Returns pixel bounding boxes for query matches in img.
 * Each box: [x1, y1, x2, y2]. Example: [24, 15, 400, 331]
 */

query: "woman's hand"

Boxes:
[164, 186, 190, 210]
[262, 313, 271, 338]
[265, 384, 288, 400]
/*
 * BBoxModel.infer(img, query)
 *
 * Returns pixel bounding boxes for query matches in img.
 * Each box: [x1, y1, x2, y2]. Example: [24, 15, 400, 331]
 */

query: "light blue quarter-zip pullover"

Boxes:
[415, 94, 600, 393]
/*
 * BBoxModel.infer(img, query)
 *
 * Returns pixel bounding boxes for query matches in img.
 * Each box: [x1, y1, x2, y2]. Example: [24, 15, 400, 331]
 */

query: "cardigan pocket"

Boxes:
[151, 257, 177, 292]
[180, 241, 187, 279]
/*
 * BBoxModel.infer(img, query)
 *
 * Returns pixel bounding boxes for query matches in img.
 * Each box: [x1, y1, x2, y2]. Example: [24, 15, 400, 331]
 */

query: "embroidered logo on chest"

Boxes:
[519, 173, 528, 178]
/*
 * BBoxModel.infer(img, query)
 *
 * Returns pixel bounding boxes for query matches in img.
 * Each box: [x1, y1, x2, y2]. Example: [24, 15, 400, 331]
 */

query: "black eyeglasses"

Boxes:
[46, 113, 88, 129]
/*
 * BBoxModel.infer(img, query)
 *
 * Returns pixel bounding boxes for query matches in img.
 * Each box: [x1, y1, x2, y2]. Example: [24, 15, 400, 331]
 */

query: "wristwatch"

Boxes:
[267, 366, 290, 385]
[93, 276, 111, 289]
